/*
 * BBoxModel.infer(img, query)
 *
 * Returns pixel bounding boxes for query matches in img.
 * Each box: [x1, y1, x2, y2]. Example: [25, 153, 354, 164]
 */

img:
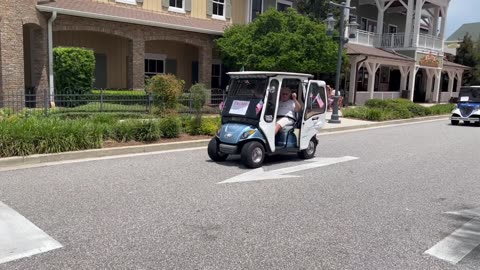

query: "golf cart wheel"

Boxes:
[208, 138, 228, 162]
[451, 120, 459, 126]
[298, 138, 317, 159]
[241, 141, 265, 168]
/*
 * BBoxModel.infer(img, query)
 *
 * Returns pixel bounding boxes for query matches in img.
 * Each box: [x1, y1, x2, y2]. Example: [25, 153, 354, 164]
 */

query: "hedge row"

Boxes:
[0, 115, 220, 158]
[343, 99, 455, 121]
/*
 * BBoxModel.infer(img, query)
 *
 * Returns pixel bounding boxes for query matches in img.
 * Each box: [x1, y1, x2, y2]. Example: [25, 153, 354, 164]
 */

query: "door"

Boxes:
[299, 80, 327, 150]
[259, 78, 280, 152]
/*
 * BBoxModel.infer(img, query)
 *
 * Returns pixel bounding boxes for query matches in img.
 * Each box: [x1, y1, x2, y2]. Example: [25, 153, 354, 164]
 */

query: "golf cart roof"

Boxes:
[227, 71, 314, 78]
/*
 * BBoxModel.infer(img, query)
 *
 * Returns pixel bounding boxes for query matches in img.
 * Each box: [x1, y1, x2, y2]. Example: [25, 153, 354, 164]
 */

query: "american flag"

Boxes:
[255, 100, 264, 115]
[312, 93, 325, 109]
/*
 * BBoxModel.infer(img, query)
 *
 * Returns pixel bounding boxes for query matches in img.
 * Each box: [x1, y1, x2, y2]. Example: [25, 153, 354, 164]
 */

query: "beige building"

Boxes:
[0, 0, 297, 107]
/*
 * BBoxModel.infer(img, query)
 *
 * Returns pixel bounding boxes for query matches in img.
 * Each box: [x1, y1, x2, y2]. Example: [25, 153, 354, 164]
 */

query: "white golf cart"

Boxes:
[208, 71, 328, 168]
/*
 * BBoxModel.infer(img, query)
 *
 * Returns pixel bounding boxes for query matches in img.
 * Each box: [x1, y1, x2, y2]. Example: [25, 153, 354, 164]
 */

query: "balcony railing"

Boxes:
[349, 30, 378, 47]
[349, 30, 444, 52]
[417, 33, 443, 51]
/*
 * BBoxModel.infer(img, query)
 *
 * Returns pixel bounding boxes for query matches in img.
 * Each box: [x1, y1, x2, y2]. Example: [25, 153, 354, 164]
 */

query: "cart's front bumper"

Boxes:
[451, 116, 480, 122]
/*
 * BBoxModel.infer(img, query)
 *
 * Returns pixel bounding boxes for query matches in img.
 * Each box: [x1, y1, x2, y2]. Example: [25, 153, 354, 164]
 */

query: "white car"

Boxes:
[450, 86, 480, 126]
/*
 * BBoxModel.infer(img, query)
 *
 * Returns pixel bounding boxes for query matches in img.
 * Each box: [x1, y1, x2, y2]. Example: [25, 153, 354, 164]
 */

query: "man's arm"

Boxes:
[292, 93, 301, 112]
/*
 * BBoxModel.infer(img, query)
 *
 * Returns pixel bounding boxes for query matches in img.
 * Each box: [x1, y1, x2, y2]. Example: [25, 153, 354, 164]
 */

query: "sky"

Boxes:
[445, 0, 480, 38]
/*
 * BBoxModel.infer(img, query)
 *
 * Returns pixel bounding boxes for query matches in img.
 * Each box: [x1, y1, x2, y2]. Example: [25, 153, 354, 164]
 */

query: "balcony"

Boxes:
[349, 30, 444, 52]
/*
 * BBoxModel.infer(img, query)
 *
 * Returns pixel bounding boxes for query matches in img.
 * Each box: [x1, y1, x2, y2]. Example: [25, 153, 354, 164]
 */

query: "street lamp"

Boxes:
[325, 1, 356, 124]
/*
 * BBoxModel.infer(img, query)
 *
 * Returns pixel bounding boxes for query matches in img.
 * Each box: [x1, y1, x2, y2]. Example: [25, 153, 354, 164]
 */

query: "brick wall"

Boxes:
[0, 0, 48, 108]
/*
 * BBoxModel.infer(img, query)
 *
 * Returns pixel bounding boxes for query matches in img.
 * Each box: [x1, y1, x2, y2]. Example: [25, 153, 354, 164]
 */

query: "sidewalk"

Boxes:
[0, 113, 449, 169]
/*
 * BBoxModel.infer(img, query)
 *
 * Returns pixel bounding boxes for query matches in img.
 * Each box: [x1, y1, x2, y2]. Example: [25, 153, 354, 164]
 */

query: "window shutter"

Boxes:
[225, 0, 231, 19]
[185, 0, 191, 12]
[162, 0, 169, 8]
[166, 59, 177, 75]
[207, 0, 213, 16]
[263, 0, 276, 12]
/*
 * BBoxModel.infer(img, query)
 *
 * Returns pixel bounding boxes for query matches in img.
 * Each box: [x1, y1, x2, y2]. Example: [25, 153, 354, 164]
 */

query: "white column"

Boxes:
[425, 69, 434, 102]
[375, 0, 385, 37]
[366, 62, 380, 99]
[433, 8, 440, 37]
[447, 71, 455, 98]
[408, 65, 418, 101]
[412, 0, 424, 47]
[348, 57, 358, 104]
[404, 0, 415, 47]
[456, 71, 463, 94]
[440, 6, 448, 40]
[399, 66, 410, 91]
[433, 69, 442, 103]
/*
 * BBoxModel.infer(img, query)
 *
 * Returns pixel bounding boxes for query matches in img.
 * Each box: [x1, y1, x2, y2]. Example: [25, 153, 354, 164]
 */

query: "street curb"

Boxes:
[318, 114, 449, 133]
[0, 115, 449, 169]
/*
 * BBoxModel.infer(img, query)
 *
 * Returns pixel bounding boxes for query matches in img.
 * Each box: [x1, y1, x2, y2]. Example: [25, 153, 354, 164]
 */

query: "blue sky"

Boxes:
[446, 0, 480, 38]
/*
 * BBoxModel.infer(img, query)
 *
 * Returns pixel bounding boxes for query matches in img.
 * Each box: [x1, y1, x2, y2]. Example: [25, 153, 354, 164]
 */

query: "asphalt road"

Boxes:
[1, 119, 480, 269]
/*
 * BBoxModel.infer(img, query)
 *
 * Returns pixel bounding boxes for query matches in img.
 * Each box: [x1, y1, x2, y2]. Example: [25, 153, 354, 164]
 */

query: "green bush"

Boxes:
[428, 104, 455, 115]
[145, 74, 185, 111]
[199, 117, 221, 135]
[189, 84, 207, 113]
[91, 90, 149, 106]
[135, 121, 162, 142]
[159, 116, 182, 138]
[109, 120, 140, 142]
[53, 47, 95, 107]
[0, 117, 103, 157]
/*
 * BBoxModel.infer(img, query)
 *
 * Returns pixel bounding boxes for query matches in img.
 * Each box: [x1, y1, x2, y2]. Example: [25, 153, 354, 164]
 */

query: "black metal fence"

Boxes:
[0, 88, 226, 115]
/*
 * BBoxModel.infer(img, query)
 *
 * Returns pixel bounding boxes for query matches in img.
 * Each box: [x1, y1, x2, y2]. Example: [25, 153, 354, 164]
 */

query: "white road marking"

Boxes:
[425, 207, 480, 264]
[0, 146, 206, 172]
[218, 156, 359, 184]
[0, 202, 62, 264]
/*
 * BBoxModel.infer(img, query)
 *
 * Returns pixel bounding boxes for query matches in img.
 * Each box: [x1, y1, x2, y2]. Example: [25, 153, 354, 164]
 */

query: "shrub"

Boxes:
[145, 74, 185, 112]
[134, 121, 162, 142]
[91, 90, 149, 106]
[53, 47, 95, 107]
[189, 84, 207, 113]
[199, 117, 221, 136]
[428, 104, 455, 115]
[109, 120, 140, 142]
[159, 116, 182, 138]
[0, 117, 103, 157]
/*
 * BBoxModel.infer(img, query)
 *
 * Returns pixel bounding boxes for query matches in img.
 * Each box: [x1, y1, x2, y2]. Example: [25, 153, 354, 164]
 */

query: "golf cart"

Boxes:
[450, 86, 480, 126]
[208, 71, 328, 168]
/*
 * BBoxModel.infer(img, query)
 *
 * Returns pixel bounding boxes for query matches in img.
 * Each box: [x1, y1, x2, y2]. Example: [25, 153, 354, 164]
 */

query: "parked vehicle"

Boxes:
[450, 86, 480, 126]
[208, 71, 328, 168]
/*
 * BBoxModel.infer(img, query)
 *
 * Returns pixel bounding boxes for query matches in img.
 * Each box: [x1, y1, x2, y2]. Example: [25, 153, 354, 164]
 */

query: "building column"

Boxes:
[399, 66, 410, 91]
[199, 46, 213, 89]
[456, 71, 463, 94]
[408, 65, 418, 101]
[404, 0, 415, 47]
[425, 69, 434, 102]
[433, 69, 442, 103]
[412, 0, 425, 47]
[0, 18, 26, 110]
[432, 7, 440, 37]
[365, 62, 380, 99]
[32, 24, 49, 108]
[128, 38, 145, 90]
[348, 56, 358, 104]
[447, 70, 455, 98]
[439, 6, 448, 40]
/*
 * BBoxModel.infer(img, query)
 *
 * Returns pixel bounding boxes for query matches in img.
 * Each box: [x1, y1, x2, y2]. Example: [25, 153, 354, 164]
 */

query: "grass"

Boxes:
[53, 102, 149, 113]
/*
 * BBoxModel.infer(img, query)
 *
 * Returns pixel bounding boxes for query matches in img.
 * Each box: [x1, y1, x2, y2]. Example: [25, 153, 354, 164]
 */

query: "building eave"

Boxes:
[36, 5, 225, 35]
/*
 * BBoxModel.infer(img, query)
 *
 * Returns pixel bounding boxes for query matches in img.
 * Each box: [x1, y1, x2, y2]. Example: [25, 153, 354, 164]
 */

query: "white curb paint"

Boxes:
[218, 156, 359, 184]
[425, 207, 480, 264]
[0, 202, 62, 264]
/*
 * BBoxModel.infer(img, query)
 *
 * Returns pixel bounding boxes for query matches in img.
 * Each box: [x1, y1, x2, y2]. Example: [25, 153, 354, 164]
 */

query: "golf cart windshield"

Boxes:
[221, 78, 268, 123]
[458, 87, 480, 103]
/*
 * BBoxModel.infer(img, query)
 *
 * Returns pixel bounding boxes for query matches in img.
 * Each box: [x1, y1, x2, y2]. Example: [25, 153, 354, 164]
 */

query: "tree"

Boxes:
[455, 33, 480, 85]
[296, 0, 337, 22]
[216, 8, 343, 74]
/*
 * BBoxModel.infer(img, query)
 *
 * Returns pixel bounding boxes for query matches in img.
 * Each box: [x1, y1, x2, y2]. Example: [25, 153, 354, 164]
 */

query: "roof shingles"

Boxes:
[36, 0, 229, 34]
